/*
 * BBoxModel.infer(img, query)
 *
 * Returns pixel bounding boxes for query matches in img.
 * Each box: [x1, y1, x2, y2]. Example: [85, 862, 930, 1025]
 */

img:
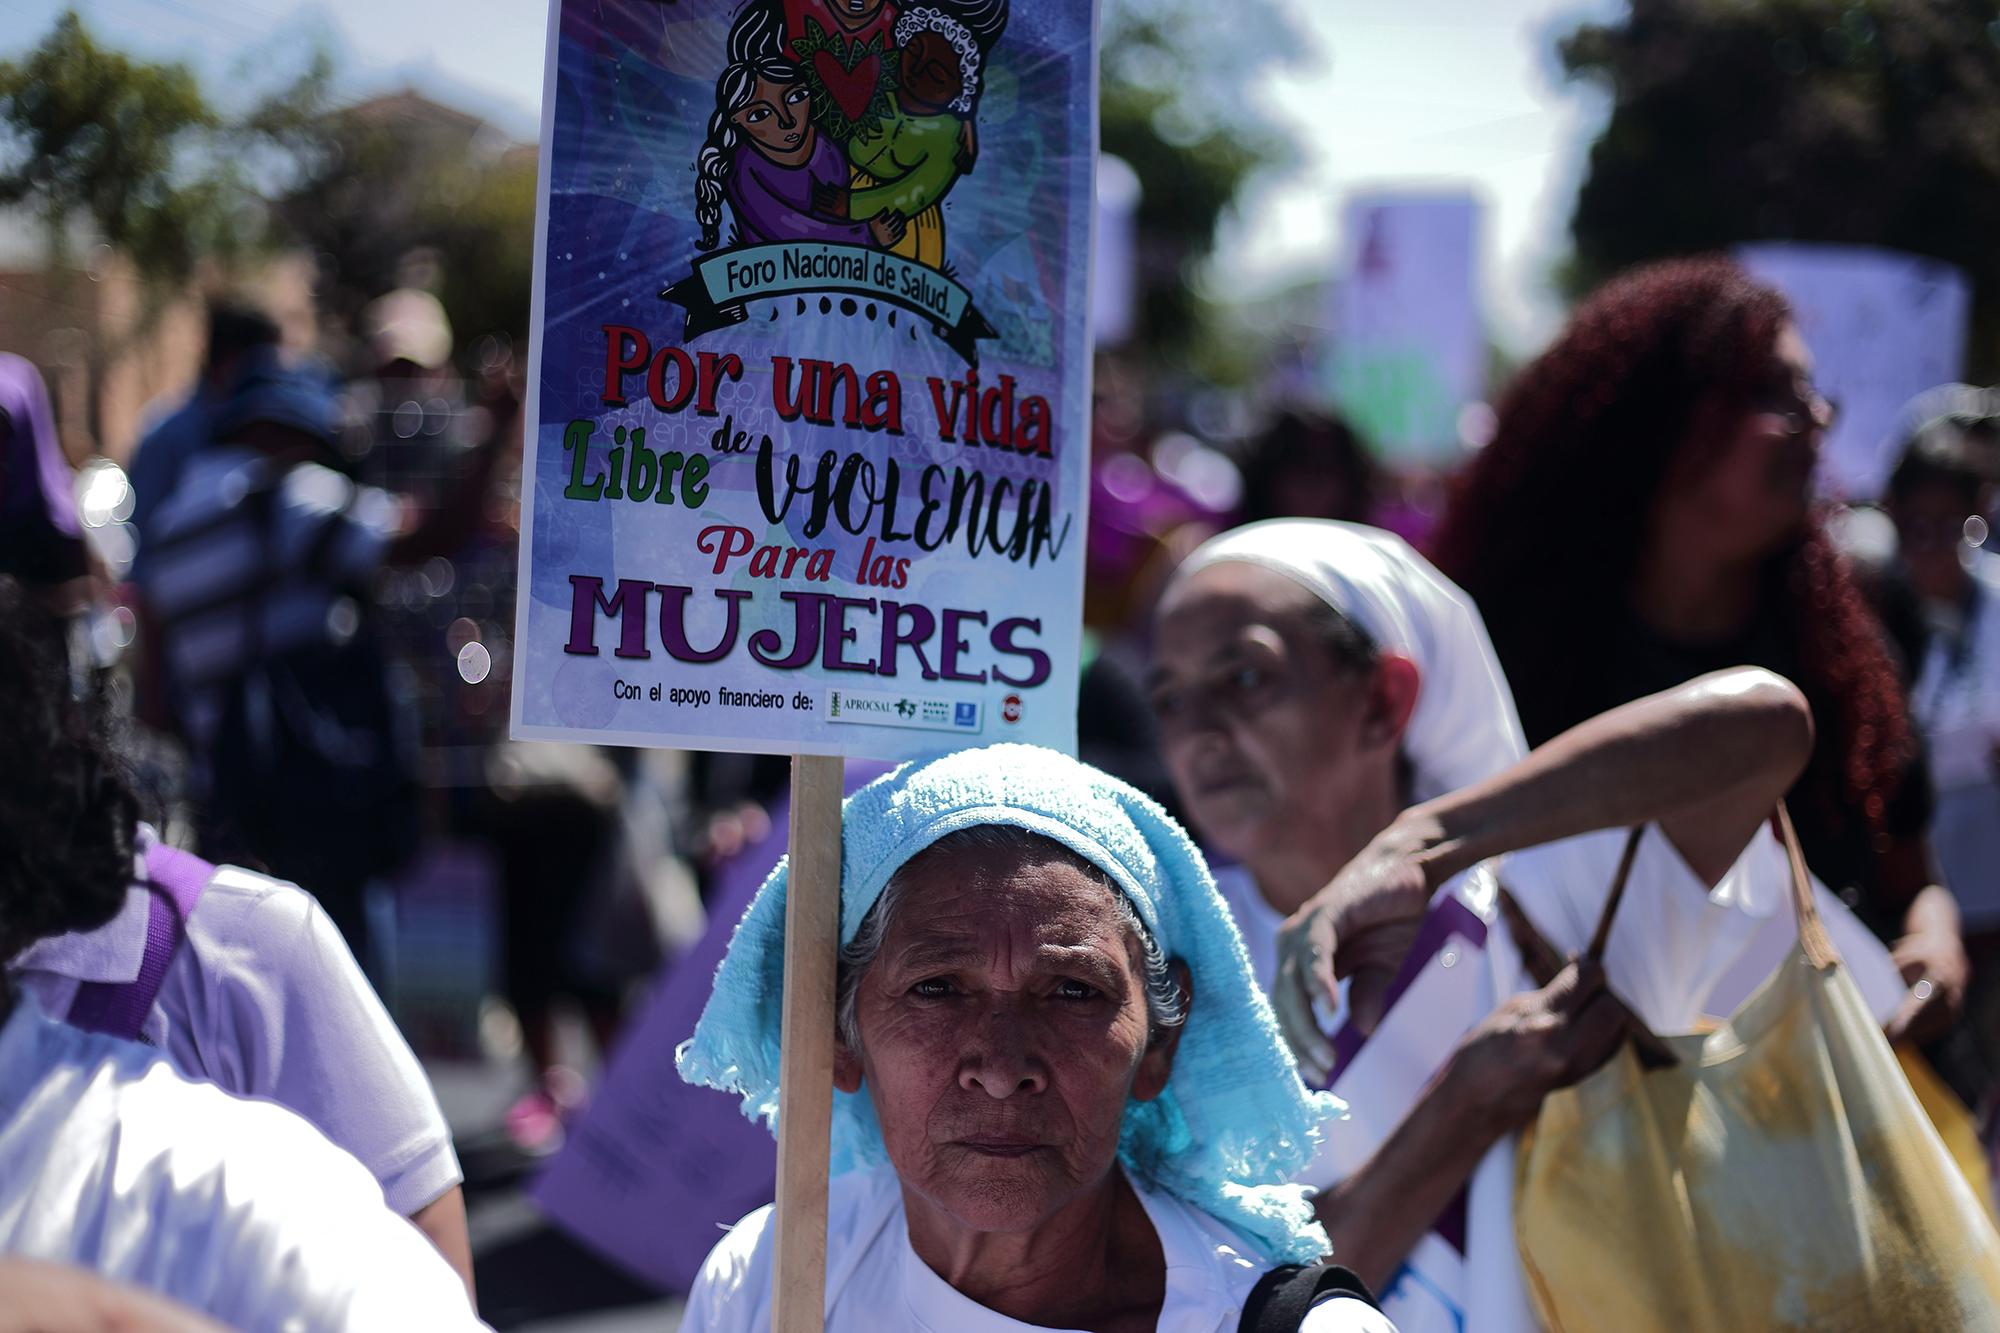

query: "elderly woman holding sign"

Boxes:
[677, 744, 1397, 1332]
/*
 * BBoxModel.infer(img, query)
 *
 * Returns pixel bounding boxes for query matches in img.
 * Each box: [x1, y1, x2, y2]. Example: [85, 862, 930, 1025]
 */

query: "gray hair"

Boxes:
[835, 825, 1188, 1054]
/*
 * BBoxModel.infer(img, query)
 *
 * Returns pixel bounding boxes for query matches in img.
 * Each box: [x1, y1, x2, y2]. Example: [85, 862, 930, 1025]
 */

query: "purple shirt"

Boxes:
[724, 135, 872, 247]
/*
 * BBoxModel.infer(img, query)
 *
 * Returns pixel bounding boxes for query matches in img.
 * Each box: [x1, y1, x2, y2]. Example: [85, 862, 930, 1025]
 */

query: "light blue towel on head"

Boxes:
[677, 742, 1344, 1263]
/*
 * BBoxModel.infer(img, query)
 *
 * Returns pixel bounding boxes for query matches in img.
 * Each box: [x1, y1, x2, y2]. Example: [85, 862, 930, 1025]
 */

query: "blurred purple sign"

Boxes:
[532, 759, 893, 1290]
[1738, 243, 1969, 500]
[1325, 192, 1484, 465]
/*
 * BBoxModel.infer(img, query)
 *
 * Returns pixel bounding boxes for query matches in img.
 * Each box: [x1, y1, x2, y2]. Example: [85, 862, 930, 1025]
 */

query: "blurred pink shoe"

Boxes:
[504, 1066, 589, 1156]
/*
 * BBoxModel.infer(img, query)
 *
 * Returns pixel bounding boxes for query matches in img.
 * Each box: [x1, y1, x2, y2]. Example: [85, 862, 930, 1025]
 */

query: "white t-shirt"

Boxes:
[0, 999, 485, 1332]
[9, 827, 460, 1216]
[683, 1164, 1397, 1333]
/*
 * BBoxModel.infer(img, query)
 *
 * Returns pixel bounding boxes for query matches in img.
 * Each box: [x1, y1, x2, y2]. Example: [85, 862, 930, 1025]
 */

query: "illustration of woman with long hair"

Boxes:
[694, 7, 906, 251]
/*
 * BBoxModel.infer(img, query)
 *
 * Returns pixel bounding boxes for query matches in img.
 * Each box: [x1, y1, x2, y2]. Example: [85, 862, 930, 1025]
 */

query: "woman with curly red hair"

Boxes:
[1431, 256, 1968, 1050]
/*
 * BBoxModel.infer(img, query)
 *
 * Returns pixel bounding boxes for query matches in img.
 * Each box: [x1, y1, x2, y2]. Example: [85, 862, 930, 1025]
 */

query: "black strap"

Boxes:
[1237, 1263, 1380, 1333]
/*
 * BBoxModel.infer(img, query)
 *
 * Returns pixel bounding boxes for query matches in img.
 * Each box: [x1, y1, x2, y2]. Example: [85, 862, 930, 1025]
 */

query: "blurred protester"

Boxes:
[1887, 427, 2000, 1095]
[478, 742, 631, 1155]
[3, 415, 475, 1289]
[1236, 407, 1379, 526]
[0, 589, 485, 1331]
[126, 302, 282, 540]
[1431, 257, 1968, 1056]
[1149, 520, 1903, 1331]
[132, 355, 506, 973]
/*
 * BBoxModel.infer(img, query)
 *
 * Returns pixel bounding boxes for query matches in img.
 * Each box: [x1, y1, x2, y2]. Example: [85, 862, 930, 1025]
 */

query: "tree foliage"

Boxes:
[1561, 0, 2000, 368]
[0, 10, 243, 279]
[1100, 0, 1301, 358]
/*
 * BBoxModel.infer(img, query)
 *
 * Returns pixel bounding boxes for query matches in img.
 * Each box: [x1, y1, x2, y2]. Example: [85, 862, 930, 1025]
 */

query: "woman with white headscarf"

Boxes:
[1148, 519, 1905, 1333]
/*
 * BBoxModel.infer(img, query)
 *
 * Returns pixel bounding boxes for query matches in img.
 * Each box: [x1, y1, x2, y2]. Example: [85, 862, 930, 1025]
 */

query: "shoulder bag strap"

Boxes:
[1236, 1263, 1380, 1333]
[1772, 801, 1841, 969]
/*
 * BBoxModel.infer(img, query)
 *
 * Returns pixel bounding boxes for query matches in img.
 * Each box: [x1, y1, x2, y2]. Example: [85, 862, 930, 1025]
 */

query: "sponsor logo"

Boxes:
[1001, 694, 1022, 724]
[826, 689, 983, 734]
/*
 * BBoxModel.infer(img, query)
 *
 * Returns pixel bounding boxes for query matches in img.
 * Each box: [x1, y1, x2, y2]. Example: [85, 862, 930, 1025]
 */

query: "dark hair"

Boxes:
[0, 581, 137, 963]
[1888, 422, 1986, 508]
[1298, 594, 1378, 676]
[696, 6, 800, 251]
[1431, 256, 1916, 830]
[204, 301, 281, 377]
[1237, 408, 1377, 524]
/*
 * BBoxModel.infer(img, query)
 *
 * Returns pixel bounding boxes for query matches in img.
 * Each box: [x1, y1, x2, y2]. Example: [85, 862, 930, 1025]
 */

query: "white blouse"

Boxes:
[683, 1163, 1396, 1332]
[0, 1000, 483, 1331]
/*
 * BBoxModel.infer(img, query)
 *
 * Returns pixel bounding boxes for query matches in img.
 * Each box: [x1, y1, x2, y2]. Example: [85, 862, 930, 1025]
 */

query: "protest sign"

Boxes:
[516, 3, 1097, 1326]
[1738, 242, 1969, 500]
[511, 0, 1096, 766]
[1326, 191, 1485, 465]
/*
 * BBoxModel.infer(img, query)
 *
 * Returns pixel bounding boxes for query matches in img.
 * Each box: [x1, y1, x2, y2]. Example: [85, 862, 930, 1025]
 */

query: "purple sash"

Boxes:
[1325, 892, 1491, 1258]
[66, 842, 213, 1042]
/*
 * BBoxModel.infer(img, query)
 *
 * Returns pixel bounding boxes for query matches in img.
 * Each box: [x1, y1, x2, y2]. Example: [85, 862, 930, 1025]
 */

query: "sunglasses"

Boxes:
[1754, 378, 1840, 437]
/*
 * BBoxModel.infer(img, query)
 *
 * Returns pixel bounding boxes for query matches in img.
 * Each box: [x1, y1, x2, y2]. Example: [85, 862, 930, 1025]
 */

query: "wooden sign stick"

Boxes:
[771, 753, 844, 1333]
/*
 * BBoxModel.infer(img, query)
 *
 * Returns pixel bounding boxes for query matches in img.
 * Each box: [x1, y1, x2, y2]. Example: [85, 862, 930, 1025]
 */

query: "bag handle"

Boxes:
[1583, 826, 1645, 963]
[1584, 806, 1839, 971]
[1773, 801, 1840, 969]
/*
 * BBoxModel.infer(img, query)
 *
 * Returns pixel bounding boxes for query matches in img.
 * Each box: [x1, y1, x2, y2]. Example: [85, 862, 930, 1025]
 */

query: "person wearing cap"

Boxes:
[0, 588, 487, 1331]
[1146, 519, 1908, 1333]
[134, 355, 506, 930]
[98, 355, 511, 1296]
[126, 301, 283, 541]
[678, 744, 1397, 1332]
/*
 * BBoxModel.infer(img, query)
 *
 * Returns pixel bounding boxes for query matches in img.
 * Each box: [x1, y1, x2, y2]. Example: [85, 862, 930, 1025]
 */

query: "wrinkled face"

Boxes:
[1892, 479, 1980, 604]
[1149, 562, 1391, 869]
[836, 845, 1174, 1235]
[731, 76, 814, 166]
[1663, 323, 1828, 562]
[900, 31, 966, 111]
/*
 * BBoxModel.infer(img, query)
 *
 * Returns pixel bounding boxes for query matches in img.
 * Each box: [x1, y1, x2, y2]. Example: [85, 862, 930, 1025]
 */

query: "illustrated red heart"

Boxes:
[813, 49, 881, 125]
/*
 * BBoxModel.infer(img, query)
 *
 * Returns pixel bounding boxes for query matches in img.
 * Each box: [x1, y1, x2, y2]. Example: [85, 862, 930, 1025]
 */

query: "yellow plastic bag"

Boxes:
[1514, 807, 2000, 1332]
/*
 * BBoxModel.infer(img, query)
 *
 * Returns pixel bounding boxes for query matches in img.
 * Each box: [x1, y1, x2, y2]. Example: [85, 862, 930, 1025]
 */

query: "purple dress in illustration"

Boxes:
[723, 134, 872, 247]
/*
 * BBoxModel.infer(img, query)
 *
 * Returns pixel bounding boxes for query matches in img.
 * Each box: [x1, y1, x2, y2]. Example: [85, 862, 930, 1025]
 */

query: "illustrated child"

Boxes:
[815, 0, 1007, 268]
[695, 8, 906, 251]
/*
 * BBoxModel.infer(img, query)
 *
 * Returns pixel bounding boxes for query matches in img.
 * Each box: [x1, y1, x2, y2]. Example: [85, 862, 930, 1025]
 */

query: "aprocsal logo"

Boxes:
[954, 702, 978, 728]
[1001, 694, 1022, 724]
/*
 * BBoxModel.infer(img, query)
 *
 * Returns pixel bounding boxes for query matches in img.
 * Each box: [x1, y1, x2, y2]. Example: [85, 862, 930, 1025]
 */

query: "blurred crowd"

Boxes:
[4, 249, 2000, 1328]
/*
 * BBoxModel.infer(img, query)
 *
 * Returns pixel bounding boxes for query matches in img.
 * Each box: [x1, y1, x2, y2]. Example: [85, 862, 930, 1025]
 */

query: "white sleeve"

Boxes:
[681, 1204, 775, 1333]
[1302, 1292, 1402, 1332]
[114, 1068, 483, 1332]
[185, 873, 462, 1215]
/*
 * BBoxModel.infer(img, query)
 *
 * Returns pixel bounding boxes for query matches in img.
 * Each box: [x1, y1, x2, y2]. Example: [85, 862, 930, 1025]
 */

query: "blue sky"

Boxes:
[0, 0, 1616, 347]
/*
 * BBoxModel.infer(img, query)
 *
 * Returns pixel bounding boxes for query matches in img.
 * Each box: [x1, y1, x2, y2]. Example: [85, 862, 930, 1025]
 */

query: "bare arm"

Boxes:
[1388, 666, 1815, 890]
[411, 1185, 476, 1305]
[0, 1259, 229, 1333]
[1276, 668, 1815, 1075]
